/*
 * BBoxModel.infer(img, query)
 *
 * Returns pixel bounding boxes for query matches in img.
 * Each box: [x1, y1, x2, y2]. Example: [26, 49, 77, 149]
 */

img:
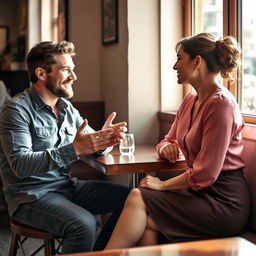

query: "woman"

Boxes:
[105, 33, 250, 249]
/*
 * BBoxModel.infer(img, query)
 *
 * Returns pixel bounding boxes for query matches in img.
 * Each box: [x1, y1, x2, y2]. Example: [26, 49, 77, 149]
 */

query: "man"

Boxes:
[0, 41, 129, 254]
[0, 80, 11, 210]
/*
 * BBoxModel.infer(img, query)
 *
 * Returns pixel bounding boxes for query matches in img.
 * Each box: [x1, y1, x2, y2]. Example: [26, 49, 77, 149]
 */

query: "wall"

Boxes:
[127, 0, 160, 144]
[69, 0, 129, 125]
[69, 0, 183, 145]
[0, 0, 19, 43]
[101, 0, 129, 124]
[69, 0, 101, 102]
[160, 0, 183, 112]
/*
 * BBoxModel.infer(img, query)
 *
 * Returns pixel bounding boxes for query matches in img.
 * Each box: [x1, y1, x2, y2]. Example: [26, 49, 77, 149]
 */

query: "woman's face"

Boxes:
[173, 45, 195, 84]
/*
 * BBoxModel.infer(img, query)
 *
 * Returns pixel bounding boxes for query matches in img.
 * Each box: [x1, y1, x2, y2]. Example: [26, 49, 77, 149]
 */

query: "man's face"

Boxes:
[45, 54, 77, 99]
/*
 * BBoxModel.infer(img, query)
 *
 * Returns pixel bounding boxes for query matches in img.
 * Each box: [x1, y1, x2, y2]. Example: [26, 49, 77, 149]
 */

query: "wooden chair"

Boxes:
[9, 218, 62, 256]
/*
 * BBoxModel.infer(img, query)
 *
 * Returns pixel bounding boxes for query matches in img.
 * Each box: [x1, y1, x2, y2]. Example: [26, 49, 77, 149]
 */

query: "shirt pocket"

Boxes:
[35, 127, 56, 138]
[65, 127, 76, 136]
[34, 126, 57, 150]
[63, 127, 76, 143]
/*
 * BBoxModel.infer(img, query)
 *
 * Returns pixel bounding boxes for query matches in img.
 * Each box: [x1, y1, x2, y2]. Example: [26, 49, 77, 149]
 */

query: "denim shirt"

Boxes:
[0, 86, 103, 216]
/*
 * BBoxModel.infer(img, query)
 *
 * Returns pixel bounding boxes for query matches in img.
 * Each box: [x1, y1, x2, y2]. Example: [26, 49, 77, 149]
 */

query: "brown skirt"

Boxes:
[139, 169, 250, 243]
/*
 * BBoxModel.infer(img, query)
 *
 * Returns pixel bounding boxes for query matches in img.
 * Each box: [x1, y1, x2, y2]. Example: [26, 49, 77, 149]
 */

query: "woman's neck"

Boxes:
[192, 75, 219, 102]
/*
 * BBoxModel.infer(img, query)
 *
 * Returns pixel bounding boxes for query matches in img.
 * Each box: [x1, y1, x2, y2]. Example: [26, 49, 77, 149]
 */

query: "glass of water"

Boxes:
[119, 133, 135, 155]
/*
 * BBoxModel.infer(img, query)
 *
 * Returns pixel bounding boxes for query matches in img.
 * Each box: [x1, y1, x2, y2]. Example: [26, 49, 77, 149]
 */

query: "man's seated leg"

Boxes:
[12, 190, 97, 254]
[70, 180, 130, 251]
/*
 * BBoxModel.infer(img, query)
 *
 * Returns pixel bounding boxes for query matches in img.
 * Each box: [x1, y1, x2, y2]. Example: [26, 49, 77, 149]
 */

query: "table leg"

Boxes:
[128, 173, 145, 188]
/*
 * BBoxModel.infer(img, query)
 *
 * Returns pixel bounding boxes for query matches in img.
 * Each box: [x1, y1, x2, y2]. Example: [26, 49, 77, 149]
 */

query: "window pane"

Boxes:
[239, 0, 256, 115]
[192, 0, 223, 38]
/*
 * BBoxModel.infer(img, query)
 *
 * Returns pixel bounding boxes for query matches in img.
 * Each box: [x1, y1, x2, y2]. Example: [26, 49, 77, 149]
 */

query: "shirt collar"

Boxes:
[29, 86, 68, 111]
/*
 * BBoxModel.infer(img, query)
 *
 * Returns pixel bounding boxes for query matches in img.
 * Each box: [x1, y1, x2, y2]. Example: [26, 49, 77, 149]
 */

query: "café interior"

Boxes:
[1, 0, 256, 255]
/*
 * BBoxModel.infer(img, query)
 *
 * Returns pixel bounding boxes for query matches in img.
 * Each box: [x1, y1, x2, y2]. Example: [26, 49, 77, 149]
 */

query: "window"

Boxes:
[238, 0, 256, 116]
[184, 0, 256, 123]
[192, 0, 223, 37]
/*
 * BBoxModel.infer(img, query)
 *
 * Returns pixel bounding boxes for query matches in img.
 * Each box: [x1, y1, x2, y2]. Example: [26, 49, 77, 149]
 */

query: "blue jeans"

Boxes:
[13, 180, 129, 254]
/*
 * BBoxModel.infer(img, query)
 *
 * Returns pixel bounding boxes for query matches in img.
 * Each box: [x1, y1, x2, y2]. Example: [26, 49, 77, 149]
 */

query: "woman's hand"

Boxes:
[159, 143, 180, 163]
[139, 175, 165, 190]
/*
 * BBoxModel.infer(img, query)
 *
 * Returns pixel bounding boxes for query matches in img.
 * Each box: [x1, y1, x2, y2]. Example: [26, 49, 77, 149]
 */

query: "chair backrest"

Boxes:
[242, 125, 256, 233]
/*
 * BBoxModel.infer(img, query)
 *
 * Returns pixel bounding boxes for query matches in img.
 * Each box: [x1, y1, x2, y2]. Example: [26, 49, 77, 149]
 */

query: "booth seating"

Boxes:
[239, 125, 256, 243]
[157, 112, 256, 244]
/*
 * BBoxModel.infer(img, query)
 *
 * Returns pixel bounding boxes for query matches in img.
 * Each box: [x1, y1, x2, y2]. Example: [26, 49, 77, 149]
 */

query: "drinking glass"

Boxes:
[119, 133, 135, 155]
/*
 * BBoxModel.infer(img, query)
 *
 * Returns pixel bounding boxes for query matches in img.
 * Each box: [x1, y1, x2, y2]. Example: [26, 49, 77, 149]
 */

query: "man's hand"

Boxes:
[73, 112, 127, 156]
[102, 112, 127, 140]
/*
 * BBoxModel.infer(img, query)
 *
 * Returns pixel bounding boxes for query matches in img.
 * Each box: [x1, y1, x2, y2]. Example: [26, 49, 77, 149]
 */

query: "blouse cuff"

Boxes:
[185, 169, 199, 191]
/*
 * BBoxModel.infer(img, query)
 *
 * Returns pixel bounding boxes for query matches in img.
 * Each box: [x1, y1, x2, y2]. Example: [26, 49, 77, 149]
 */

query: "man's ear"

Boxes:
[35, 67, 47, 81]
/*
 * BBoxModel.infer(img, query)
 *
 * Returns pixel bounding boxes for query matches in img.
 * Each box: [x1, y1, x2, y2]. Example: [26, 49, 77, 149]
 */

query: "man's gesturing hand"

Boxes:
[73, 112, 127, 156]
[102, 112, 127, 140]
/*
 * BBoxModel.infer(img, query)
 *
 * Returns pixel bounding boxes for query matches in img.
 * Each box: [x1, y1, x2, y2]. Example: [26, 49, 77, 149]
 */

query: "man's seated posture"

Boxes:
[0, 41, 129, 254]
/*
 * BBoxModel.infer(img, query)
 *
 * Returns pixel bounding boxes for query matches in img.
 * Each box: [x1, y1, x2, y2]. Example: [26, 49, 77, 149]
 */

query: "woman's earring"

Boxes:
[193, 69, 198, 76]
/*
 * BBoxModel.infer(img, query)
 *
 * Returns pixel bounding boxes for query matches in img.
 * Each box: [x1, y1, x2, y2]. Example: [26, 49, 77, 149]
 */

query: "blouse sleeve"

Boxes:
[156, 115, 179, 156]
[186, 96, 243, 190]
[156, 93, 194, 157]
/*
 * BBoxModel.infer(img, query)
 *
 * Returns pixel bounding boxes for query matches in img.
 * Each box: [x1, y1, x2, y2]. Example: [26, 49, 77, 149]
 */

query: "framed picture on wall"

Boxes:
[102, 0, 118, 45]
[0, 26, 9, 54]
[57, 0, 68, 41]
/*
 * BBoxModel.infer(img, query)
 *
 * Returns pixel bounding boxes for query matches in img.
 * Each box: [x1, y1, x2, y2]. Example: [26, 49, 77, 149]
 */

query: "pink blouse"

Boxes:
[156, 87, 245, 191]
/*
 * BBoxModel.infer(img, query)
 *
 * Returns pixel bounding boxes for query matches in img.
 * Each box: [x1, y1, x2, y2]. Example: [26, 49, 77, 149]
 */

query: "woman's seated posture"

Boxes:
[105, 33, 250, 249]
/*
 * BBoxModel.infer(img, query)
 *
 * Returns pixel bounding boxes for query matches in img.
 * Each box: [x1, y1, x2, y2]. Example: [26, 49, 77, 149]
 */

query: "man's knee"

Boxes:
[67, 212, 97, 237]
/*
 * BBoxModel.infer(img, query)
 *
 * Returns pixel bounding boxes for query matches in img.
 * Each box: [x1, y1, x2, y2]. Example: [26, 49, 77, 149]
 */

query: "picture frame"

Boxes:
[102, 0, 118, 45]
[0, 26, 9, 55]
[57, 0, 68, 41]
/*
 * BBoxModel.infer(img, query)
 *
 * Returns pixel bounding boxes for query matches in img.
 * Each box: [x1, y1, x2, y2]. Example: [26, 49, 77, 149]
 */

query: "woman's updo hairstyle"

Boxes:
[176, 33, 241, 80]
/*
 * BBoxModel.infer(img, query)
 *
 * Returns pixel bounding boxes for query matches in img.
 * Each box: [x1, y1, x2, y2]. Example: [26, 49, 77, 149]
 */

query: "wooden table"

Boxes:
[61, 237, 256, 256]
[80, 144, 187, 187]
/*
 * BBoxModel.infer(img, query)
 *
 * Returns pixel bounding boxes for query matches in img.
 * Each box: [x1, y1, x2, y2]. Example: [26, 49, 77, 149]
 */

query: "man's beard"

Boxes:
[45, 77, 73, 99]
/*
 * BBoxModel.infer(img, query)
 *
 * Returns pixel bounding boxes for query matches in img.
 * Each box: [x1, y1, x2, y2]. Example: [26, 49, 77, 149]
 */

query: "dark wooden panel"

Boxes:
[242, 125, 256, 233]
[157, 111, 176, 141]
[72, 101, 105, 131]
[0, 71, 30, 96]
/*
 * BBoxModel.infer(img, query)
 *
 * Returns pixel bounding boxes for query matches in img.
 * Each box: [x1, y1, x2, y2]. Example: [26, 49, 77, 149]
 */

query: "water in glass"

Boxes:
[119, 133, 135, 155]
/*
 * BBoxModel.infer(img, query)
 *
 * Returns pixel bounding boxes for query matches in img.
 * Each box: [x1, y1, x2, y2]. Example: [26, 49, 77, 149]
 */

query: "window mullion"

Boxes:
[182, 0, 192, 97]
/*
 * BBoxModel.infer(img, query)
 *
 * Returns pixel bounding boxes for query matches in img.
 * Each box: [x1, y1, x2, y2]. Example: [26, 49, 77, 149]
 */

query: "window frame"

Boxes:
[183, 0, 255, 124]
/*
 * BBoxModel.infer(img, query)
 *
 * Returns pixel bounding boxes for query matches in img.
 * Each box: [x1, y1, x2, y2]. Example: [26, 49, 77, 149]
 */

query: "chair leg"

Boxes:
[44, 239, 55, 256]
[50, 239, 56, 254]
[8, 232, 19, 256]
[55, 238, 63, 254]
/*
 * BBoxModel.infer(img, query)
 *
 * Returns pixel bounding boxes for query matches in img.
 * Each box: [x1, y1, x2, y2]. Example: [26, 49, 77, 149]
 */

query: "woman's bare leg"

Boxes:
[105, 188, 148, 249]
[136, 215, 159, 247]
